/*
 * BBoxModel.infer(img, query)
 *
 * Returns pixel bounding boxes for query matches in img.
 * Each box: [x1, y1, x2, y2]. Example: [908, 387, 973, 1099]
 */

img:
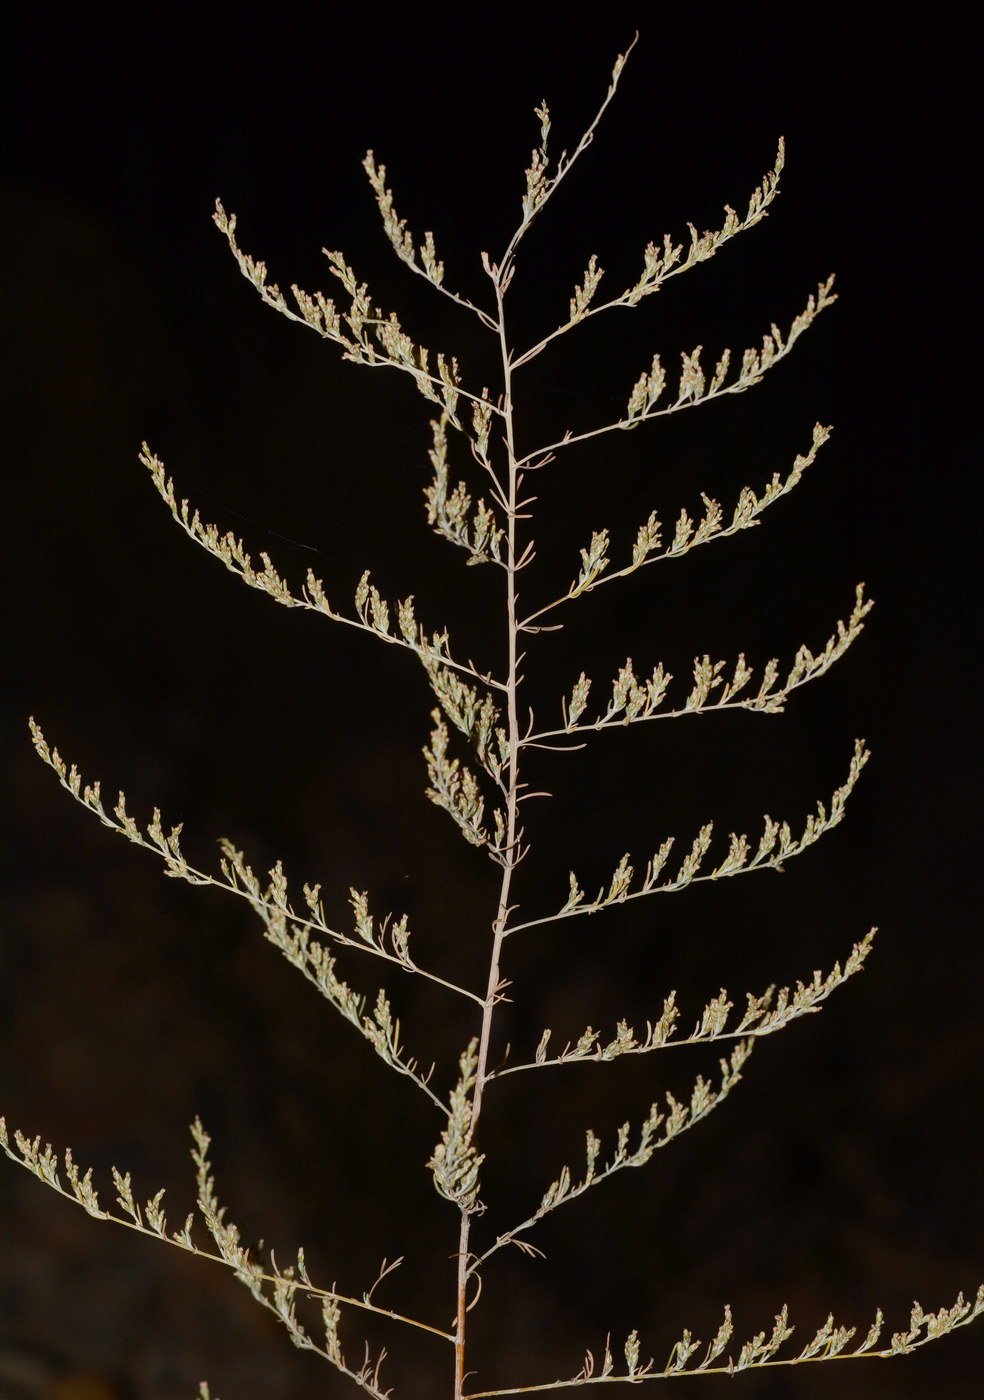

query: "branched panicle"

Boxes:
[423, 711, 490, 849]
[424, 414, 505, 565]
[429, 1040, 485, 1213]
[422, 657, 507, 781]
[13, 36, 980, 1400]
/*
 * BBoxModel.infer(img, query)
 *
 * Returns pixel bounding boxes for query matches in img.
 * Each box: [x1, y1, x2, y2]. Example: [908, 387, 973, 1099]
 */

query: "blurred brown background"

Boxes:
[4, 5, 982, 1398]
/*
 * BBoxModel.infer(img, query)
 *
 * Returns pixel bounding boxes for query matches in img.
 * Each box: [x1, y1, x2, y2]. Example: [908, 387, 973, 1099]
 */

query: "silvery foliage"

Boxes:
[6, 37, 981, 1400]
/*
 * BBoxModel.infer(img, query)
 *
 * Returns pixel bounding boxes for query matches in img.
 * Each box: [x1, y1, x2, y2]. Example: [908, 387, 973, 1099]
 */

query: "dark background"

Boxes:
[4, 6, 981, 1399]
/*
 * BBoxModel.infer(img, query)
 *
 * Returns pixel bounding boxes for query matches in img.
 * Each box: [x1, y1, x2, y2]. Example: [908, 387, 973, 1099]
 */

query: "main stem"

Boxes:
[453, 267, 523, 1400]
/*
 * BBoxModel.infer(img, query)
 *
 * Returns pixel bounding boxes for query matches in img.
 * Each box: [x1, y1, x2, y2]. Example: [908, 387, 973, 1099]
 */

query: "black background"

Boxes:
[4, 5, 982, 1399]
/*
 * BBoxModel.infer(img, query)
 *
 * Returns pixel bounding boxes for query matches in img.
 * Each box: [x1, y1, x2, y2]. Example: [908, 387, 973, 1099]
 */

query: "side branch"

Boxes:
[462, 1288, 984, 1394]
[493, 929, 875, 1080]
[28, 721, 483, 1015]
[213, 200, 497, 423]
[520, 424, 829, 629]
[362, 153, 499, 331]
[508, 740, 869, 937]
[429, 1040, 485, 1215]
[471, 1043, 750, 1273]
[141, 446, 505, 692]
[494, 37, 638, 283]
[424, 711, 509, 864]
[530, 584, 871, 742]
[421, 657, 510, 791]
[515, 278, 837, 469]
[0, 1117, 454, 1346]
[511, 138, 786, 370]
[424, 412, 507, 566]
[246, 880, 445, 1111]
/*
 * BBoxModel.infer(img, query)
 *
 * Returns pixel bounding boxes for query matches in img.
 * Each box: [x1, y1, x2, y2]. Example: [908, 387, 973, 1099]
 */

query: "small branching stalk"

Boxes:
[10, 34, 980, 1400]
